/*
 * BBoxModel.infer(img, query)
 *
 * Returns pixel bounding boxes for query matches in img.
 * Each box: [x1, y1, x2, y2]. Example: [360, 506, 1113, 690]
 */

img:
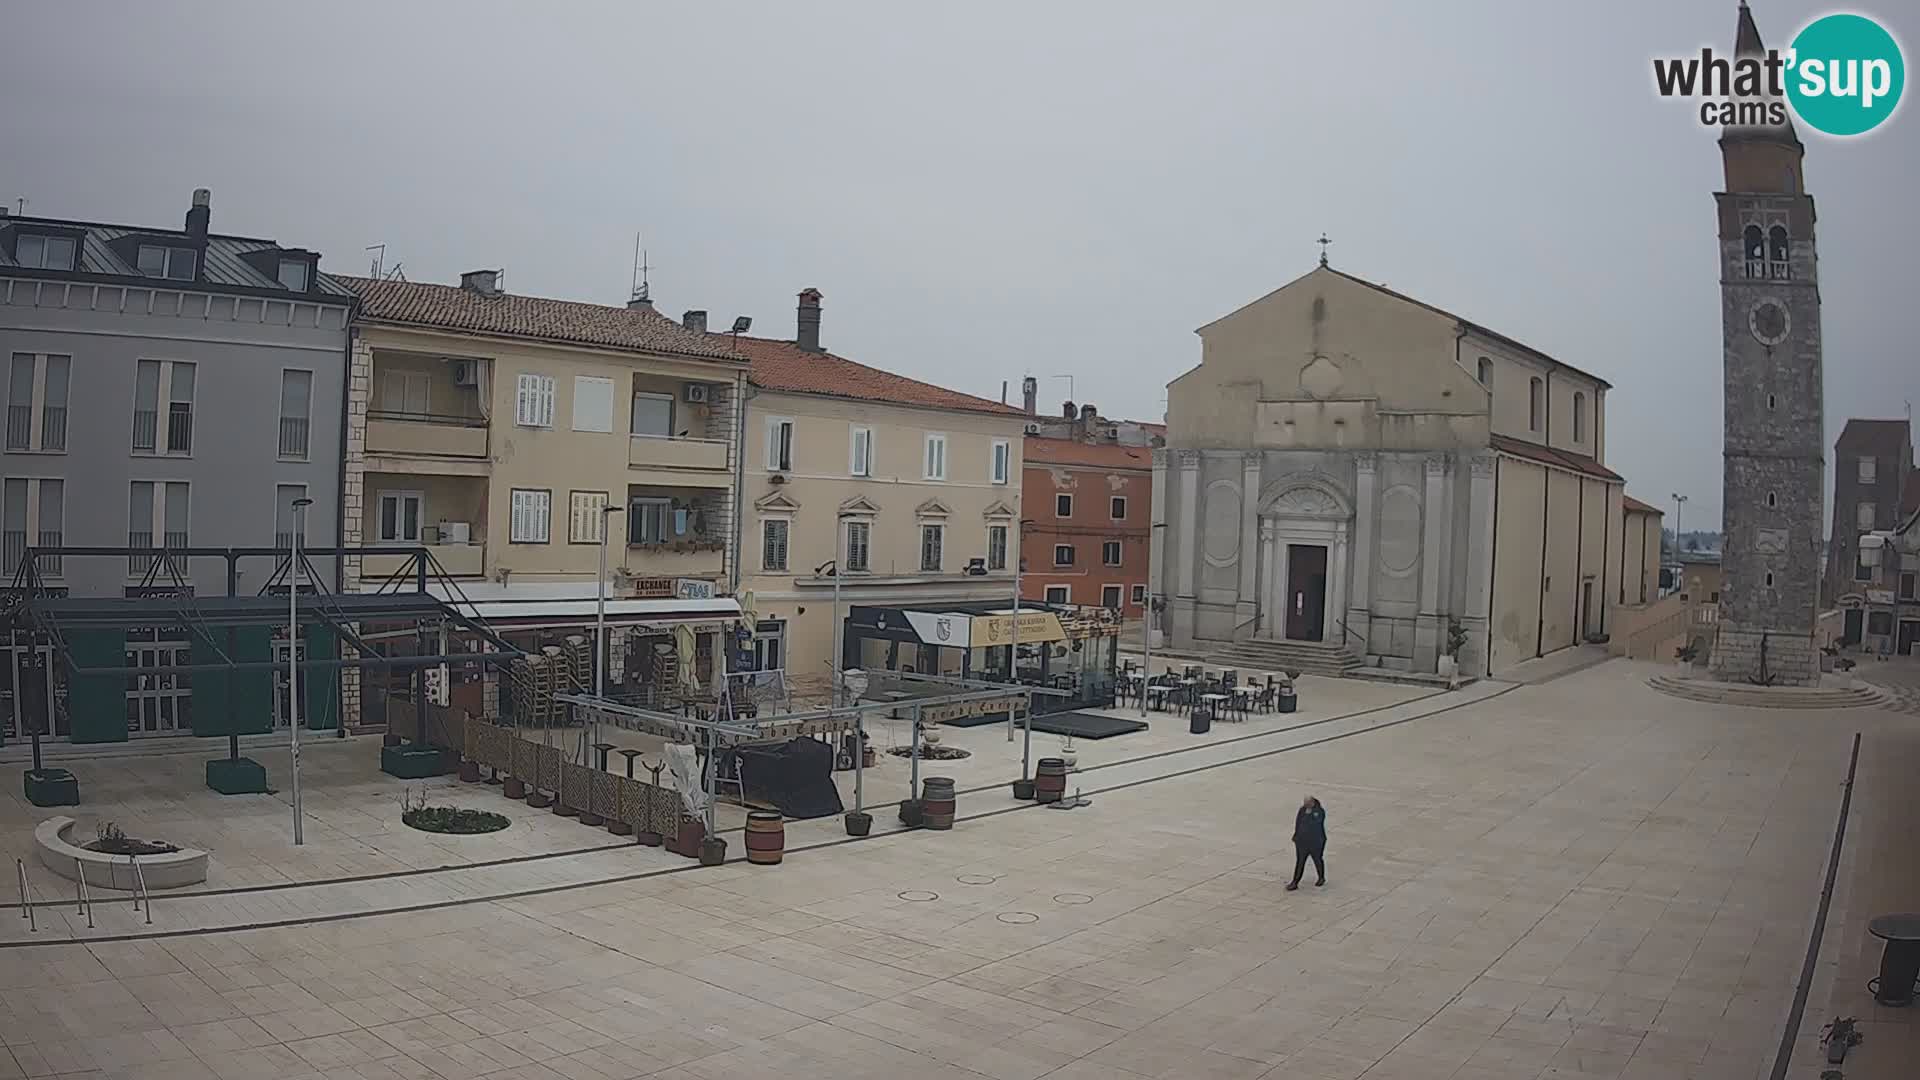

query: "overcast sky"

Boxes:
[6, 1, 1915, 526]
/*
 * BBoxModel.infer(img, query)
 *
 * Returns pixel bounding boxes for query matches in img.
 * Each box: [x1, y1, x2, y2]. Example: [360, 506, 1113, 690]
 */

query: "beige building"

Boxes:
[722, 290, 1030, 689]
[1157, 260, 1631, 676]
[1619, 495, 1664, 607]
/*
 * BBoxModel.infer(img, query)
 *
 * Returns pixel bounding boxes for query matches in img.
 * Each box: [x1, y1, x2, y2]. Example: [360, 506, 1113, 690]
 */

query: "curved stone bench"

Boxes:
[34, 817, 209, 891]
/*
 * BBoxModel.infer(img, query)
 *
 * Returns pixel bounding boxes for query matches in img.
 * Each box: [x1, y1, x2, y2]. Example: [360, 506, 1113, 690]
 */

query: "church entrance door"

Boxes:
[1285, 544, 1328, 642]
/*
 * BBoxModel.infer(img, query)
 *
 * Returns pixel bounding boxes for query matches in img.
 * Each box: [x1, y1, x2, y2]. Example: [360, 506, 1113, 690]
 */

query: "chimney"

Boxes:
[1062, 400, 1077, 419]
[682, 309, 708, 333]
[627, 295, 655, 312]
[185, 188, 211, 237]
[796, 288, 823, 352]
[1022, 377, 1038, 416]
[1080, 403, 1097, 422]
[460, 269, 500, 296]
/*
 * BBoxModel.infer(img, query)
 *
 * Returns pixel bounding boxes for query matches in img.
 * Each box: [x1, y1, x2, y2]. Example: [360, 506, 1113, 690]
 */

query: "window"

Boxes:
[15, 234, 75, 271]
[568, 491, 610, 543]
[628, 497, 673, 544]
[2, 479, 25, 574]
[1766, 492, 1776, 509]
[845, 520, 871, 572]
[1857, 501, 1876, 530]
[987, 524, 1008, 571]
[6, 352, 68, 452]
[1572, 392, 1586, 443]
[1102, 540, 1122, 566]
[133, 360, 195, 454]
[274, 484, 307, 549]
[1131, 584, 1146, 604]
[277, 259, 309, 292]
[1110, 496, 1127, 520]
[849, 426, 872, 477]
[1528, 377, 1543, 433]
[278, 370, 312, 459]
[1056, 494, 1073, 518]
[1044, 585, 1070, 604]
[920, 524, 944, 572]
[1743, 224, 1765, 277]
[514, 373, 555, 428]
[3, 478, 63, 576]
[766, 418, 793, 470]
[377, 491, 424, 542]
[572, 376, 614, 433]
[136, 245, 195, 280]
[1054, 544, 1076, 567]
[628, 391, 673, 437]
[126, 481, 189, 571]
[749, 620, 786, 673]
[762, 519, 790, 571]
[1767, 393, 1777, 411]
[923, 433, 948, 480]
[1477, 356, 1492, 387]
[1859, 457, 1877, 484]
[509, 489, 551, 543]
[990, 439, 1010, 485]
[1900, 572, 1916, 601]
[380, 371, 431, 416]
[1709, 591, 1720, 604]
[166, 362, 194, 453]
[1854, 554, 1872, 582]
[1101, 584, 1123, 609]
[1768, 225, 1790, 277]
[1868, 611, 1894, 636]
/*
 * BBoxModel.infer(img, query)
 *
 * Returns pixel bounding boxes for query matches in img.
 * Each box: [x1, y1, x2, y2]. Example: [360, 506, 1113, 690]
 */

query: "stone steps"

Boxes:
[1646, 674, 1891, 709]
[1207, 640, 1365, 679]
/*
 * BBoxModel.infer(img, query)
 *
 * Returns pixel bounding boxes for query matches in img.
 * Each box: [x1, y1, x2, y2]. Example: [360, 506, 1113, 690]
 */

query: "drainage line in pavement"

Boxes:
[0, 682, 1509, 949]
[1769, 730, 1861, 1080]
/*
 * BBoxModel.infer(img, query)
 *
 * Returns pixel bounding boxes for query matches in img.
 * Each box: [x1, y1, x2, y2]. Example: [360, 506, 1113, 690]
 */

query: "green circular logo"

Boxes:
[1786, 13, 1905, 136]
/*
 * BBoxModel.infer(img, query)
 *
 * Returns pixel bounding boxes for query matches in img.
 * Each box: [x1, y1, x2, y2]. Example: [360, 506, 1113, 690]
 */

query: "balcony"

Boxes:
[361, 541, 486, 581]
[365, 412, 489, 466]
[627, 434, 730, 485]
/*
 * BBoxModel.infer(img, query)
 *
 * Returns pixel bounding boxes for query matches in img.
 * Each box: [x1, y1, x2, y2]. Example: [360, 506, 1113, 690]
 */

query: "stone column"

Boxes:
[1149, 449, 1168, 602]
[1260, 519, 1278, 638]
[1417, 454, 1450, 669]
[1236, 452, 1262, 630]
[1348, 453, 1378, 651]
[337, 334, 373, 731]
[1175, 451, 1200, 598]
[1464, 454, 1497, 676]
[1329, 524, 1350, 645]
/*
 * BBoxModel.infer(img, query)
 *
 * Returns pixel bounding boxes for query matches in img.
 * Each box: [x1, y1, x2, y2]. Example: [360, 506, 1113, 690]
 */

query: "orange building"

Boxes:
[1020, 436, 1154, 615]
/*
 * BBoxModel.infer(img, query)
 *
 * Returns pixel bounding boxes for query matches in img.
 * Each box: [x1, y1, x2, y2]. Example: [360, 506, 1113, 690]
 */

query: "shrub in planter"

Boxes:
[87, 821, 180, 856]
[399, 787, 510, 834]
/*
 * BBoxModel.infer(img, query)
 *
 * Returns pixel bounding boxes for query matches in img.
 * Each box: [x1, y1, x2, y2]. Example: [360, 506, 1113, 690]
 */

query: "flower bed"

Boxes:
[402, 806, 511, 834]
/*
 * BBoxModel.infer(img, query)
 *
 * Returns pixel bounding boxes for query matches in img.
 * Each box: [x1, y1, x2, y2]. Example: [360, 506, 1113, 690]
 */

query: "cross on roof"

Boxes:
[1317, 233, 1331, 267]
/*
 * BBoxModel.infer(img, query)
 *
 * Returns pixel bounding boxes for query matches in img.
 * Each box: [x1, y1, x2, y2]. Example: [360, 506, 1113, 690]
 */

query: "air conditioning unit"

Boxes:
[684, 384, 710, 404]
[965, 558, 987, 576]
[1024, 423, 1040, 435]
[438, 521, 471, 544]
[451, 360, 479, 386]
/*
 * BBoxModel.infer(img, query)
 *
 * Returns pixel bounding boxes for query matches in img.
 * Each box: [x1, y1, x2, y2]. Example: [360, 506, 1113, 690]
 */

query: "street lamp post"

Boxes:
[1015, 519, 1036, 784]
[288, 497, 313, 846]
[1670, 492, 1688, 560]
[1141, 522, 1167, 718]
[593, 505, 624, 751]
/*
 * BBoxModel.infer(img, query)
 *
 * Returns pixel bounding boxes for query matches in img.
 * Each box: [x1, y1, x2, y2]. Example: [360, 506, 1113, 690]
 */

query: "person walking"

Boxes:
[1286, 795, 1326, 890]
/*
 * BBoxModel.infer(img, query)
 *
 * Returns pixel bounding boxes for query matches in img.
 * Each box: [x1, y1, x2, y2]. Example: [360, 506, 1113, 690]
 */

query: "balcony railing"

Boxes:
[129, 530, 154, 574]
[5, 404, 30, 450]
[1743, 259, 1793, 281]
[362, 541, 485, 579]
[35, 530, 60, 576]
[2, 530, 23, 574]
[275, 531, 297, 551]
[279, 415, 310, 458]
[167, 404, 193, 454]
[365, 411, 489, 459]
[132, 409, 157, 451]
[627, 433, 730, 474]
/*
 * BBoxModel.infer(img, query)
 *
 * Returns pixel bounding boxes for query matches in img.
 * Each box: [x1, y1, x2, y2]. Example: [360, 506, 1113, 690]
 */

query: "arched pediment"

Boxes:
[1258, 475, 1351, 519]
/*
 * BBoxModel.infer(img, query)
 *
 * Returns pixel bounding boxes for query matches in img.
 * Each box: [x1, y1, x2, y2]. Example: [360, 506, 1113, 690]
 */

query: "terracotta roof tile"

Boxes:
[1622, 494, 1663, 515]
[1024, 437, 1153, 470]
[1490, 433, 1624, 482]
[727, 335, 1025, 416]
[342, 277, 742, 361]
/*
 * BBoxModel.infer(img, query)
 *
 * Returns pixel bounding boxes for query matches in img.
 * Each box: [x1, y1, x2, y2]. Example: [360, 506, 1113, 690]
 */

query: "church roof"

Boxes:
[1323, 268, 1613, 390]
[1490, 433, 1623, 483]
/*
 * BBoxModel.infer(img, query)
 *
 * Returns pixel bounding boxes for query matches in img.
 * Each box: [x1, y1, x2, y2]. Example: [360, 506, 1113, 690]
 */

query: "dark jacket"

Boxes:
[1293, 804, 1327, 850]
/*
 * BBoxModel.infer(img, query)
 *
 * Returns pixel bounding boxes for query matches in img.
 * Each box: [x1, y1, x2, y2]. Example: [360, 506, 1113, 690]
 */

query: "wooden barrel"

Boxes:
[920, 777, 956, 830]
[744, 811, 785, 865]
[1034, 758, 1068, 804]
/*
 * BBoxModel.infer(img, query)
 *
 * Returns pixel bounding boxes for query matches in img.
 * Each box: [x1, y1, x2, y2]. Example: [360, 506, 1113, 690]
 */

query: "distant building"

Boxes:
[1620, 495, 1664, 606]
[1824, 417, 1912, 618]
[1020, 435, 1153, 617]
[1675, 551, 1725, 658]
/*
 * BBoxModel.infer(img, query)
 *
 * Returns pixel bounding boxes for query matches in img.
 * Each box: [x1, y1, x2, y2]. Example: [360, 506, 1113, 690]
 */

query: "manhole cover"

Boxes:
[956, 874, 998, 885]
[898, 890, 938, 903]
[996, 911, 1039, 924]
[1053, 893, 1093, 905]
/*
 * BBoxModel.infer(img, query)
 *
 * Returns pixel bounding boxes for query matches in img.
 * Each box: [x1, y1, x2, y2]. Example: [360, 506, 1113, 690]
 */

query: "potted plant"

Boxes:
[898, 798, 924, 828]
[1276, 670, 1300, 713]
[1439, 620, 1469, 685]
[1012, 778, 1036, 800]
[844, 809, 872, 836]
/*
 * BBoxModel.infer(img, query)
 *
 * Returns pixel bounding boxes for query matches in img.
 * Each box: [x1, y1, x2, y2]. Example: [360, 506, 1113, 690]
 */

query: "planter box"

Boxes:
[35, 817, 209, 890]
[381, 744, 448, 779]
[24, 768, 79, 807]
[206, 757, 269, 795]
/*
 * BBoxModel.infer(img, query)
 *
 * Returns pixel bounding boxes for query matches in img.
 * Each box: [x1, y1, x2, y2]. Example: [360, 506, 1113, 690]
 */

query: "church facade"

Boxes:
[1153, 262, 1629, 677]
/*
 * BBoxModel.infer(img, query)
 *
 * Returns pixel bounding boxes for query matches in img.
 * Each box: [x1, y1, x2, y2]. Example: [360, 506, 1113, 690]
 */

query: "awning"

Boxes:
[426, 583, 741, 630]
[872, 606, 1068, 648]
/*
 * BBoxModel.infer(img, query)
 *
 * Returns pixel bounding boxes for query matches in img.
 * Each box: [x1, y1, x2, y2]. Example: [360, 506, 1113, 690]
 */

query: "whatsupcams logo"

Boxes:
[1653, 12, 1905, 136]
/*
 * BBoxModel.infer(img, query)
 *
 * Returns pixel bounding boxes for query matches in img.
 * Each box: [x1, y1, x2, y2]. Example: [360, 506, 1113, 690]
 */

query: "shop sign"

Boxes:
[676, 578, 716, 600]
[975, 611, 1067, 645]
[629, 577, 676, 599]
[921, 694, 1025, 724]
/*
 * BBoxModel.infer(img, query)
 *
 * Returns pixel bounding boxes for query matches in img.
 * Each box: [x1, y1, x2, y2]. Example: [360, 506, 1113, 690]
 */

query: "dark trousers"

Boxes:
[1290, 843, 1324, 886]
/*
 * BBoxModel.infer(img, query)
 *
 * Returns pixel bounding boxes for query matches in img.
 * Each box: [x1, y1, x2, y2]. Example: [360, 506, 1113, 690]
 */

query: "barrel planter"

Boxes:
[1034, 758, 1068, 804]
[921, 777, 956, 830]
[458, 759, 481, 783]
[1189, 707, 1212, 734]
[502, 777, 527, 800]
[669, 815, 706, 858]
[745, 811, 786, 865]
[1277, 687, 1297, 714]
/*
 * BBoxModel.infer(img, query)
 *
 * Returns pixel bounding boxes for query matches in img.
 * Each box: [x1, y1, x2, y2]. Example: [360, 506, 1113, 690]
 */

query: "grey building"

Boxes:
[1823, 418, 1912, 623]
[2, 189, 351, 737]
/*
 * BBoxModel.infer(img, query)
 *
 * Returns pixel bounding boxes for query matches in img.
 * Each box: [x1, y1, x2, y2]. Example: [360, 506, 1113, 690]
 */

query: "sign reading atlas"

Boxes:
[1653, 12, 1905, 137]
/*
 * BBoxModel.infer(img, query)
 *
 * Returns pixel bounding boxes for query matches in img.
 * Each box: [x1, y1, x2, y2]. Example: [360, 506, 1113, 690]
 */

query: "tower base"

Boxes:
[1708, 627, 1818, 687]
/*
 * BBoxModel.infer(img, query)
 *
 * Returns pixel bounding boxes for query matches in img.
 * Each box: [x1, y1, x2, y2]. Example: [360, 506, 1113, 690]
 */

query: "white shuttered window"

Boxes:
[510, 489, 551, 542]
[515, 373, 555, 427]
[572, 376, 613, 432]
[569, 491, 609, 543]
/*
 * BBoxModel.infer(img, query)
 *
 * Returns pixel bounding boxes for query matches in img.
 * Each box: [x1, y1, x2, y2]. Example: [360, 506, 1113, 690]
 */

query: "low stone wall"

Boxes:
[33, 817, 209, 891]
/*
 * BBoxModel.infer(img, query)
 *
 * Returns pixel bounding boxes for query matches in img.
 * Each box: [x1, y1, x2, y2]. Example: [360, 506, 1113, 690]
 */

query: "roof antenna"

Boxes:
[365, 243, 385, 278]
[630, 232, 652, 304]
[13, 197, 24, 216]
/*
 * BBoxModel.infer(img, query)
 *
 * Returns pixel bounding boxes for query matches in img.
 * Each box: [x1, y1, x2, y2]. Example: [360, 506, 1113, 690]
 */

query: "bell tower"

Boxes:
[1707, 2, 1825, 685]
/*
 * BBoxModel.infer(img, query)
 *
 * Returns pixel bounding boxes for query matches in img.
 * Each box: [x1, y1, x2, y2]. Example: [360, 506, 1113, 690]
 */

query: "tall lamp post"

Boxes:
[288, 497, 313, 846]
[1670, 492, 1688, 560]
[593, 504, 624, 752]
[1014, 519, 1037, 785]
[1141, 521, 1168, 718]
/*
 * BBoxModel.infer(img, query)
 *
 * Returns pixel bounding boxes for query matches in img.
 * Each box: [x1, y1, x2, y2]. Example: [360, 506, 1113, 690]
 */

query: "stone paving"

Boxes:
[0, 658, 1909, 1079]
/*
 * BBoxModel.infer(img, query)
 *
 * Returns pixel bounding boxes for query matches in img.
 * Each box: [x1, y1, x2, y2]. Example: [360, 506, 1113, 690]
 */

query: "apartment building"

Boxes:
[1, 191, 351, 740]
[340, 272, 747, 594]
[1021, 433, 1154, 616]
[1824, 418, 1913, 615]
[724, 290, 1030, 687]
